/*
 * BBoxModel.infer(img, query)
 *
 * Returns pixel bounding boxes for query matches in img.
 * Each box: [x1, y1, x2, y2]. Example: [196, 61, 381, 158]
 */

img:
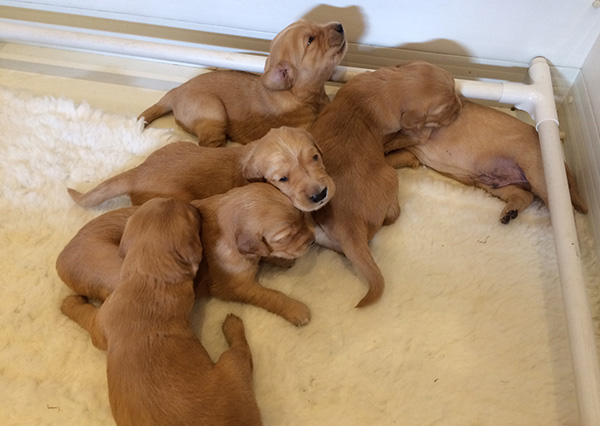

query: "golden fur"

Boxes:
[310, 62, 461, 307]
[384, 98, 588, 223]
[60, 198, 262, 426]
[138, 20, 347, 146]
[67, 126, 335, 212]
[57, 183, 315, 325]
[191, 183, 315, 326]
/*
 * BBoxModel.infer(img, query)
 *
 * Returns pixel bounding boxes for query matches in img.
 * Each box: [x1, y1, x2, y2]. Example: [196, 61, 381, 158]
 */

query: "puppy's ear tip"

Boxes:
[261, 61, 296, 91]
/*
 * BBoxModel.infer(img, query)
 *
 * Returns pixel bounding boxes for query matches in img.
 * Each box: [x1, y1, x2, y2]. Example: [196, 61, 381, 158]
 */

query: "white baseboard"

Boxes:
[0, 6, 581, 102]
[560, 71, 600, 248]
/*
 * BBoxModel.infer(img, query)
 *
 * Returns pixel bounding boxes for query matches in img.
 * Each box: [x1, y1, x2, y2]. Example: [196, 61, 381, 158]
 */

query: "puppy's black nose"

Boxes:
[310, 188, 328, 203]
[335, 23, 344, 34]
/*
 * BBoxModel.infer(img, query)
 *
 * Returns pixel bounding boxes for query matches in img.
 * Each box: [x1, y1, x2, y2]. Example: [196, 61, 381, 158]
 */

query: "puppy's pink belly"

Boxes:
[410, 148, 528, 188]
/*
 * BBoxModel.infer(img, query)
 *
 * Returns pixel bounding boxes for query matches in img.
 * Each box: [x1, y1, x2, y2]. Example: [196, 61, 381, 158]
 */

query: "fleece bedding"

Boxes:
[0, 85, 598, 426]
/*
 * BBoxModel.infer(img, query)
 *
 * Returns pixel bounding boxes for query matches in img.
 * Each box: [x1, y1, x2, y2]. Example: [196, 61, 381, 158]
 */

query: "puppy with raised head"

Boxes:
[139, 20, 347, 147]
[384, 98, 588, 223]
[310, 61, 461, 307]
[60, 198, 262, 426]
[67, 126, 334, 212]
[58, 183, 315, 325]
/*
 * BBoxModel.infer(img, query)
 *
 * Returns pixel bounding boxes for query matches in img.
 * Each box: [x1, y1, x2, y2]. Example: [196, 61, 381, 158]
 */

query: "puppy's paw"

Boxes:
[500, 209, 518, 224]
[60, 295, 88, 315]
[284, 300, 311, 327]
[222, 314, 246, 343]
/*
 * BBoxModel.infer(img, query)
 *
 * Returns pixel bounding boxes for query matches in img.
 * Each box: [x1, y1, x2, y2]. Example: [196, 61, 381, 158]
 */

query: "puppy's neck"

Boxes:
[115, 274, 196, 324]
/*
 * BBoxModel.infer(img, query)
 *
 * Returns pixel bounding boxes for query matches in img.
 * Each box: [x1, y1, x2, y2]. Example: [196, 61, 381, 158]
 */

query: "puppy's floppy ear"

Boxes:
[241, 143, 267, 182]
[236, 232, 272, 257]
[400, 109, 426, 131]
[261, 60, 297, 90]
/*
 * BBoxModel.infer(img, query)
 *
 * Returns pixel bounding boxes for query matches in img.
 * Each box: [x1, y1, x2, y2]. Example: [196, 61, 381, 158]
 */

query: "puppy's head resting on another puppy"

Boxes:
[119, 198, 203, 282]
[192, 183, 315, 262]
[242, 126, 335, 212]
[262, 20, 347, 92]
[354, 61, 462, 141]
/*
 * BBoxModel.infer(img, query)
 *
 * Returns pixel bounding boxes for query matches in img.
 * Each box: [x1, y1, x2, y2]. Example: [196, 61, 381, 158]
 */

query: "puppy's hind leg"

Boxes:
[217, 314, 253, 373]
[186, 99, 229, 147]
[483, 184, 535, 224]
[61, 295, 107, 350]
[565, 163, 588, 213]
[138, 98, 173, 127]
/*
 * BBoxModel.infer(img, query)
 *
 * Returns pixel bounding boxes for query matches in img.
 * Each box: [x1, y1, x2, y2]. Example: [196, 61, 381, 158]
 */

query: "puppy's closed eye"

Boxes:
[307, 36, 315, 45]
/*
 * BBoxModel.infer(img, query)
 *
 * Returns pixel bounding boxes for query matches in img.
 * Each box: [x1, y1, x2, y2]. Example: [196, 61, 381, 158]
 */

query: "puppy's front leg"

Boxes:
[214, 277, 311, 326]
[61, 295, 107, 350]
[385, 149, 421, 169]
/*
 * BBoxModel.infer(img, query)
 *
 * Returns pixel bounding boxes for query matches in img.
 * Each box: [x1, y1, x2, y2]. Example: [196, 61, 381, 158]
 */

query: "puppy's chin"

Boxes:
[293, 196, 331, 212]
[270, 244, 312, 260]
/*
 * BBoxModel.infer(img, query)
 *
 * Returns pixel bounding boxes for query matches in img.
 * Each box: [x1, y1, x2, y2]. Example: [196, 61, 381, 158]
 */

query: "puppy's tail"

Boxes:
[565, 162, 588, 214]
[68, 170, 134, 208]
[340, 231, 385, 308]
[138, 101, 172, 127]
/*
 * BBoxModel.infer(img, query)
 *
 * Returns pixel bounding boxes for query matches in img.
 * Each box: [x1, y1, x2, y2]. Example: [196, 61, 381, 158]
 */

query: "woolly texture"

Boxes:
[0, 86, 598, 426]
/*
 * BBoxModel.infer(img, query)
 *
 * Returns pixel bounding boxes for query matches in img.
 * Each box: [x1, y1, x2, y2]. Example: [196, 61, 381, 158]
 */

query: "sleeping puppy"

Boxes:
[384, 98, 588, 223]
[60, 198, 262, 426]
[191, 183, 315, 326]
[310, 62, 461, 307]
[67, 126, 334, 212]
[138, 20, 347, 146]
[57, 183, 315, 325]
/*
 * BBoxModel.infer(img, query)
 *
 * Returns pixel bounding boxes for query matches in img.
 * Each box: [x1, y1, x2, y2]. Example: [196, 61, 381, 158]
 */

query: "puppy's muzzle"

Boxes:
[310, 188, 328, 204]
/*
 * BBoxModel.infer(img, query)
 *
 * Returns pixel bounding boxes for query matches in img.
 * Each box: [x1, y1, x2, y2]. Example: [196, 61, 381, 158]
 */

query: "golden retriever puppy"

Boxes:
[384, 99, 588, 223]
[67, 126, 334, 212]
[60, 198, 262, 426]
[310, 62, 461, 307]
[56, 206, 137, 301]
[138, 20, 347, 146]
[191, 183, 315, 326]
[57, 183, 315, 325]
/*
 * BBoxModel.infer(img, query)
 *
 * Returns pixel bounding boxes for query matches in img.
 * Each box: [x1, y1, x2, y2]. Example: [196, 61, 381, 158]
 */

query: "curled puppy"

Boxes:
[139, 20, 347, 147]
[310, 62, 461, 307]
[67, 126, 334, 212]
[61, 198, 262, 426]
[56, 206, 137, 302]
[384, 99, 588, 223]
[57, 183, 315, 325]
[191, 183, 315, 326]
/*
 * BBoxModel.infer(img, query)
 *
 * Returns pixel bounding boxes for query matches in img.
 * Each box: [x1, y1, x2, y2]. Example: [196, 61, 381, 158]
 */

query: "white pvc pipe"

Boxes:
[526, 57, 600, 426]
[2, 20, 599, 425]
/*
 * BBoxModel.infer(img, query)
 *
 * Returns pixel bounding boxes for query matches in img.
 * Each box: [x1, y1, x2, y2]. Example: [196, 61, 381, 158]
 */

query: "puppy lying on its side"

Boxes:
[57, 183, 315, 325]
[384, 99, 588, 223]
[67, 126, 334, 212]
[139, 20, 347, 147]
[61, 198, 262, 426]
[310, 62, 461, 307]
[191, 183, 315, 326]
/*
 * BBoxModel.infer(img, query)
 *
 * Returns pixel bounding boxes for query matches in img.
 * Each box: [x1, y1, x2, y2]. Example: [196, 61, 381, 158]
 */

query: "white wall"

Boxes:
[582, 31, 600, 129]
[2, 0, 600, 69]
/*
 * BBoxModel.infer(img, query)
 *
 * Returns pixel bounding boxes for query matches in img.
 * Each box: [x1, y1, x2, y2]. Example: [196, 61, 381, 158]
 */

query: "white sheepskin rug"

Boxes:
[1, 85, 598, 426]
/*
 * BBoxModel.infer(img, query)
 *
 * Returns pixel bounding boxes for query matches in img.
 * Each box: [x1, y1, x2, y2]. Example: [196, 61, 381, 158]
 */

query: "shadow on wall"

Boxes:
[301, 3, 528, 83]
